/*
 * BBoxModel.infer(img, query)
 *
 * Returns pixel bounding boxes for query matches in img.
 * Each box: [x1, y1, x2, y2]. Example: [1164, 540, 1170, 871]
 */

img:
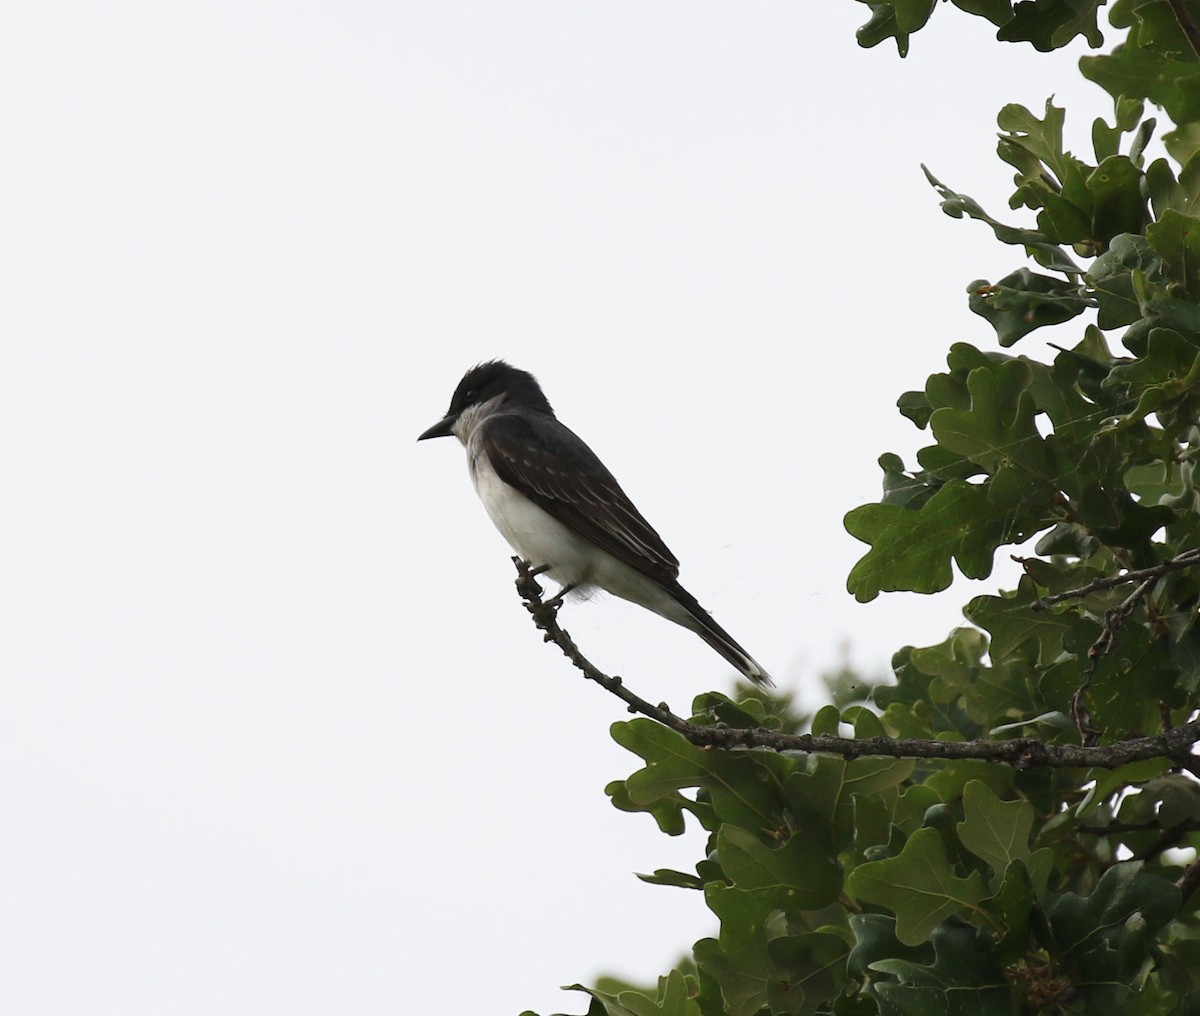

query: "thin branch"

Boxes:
[1178, 856, 1200, 903]
[1166, 0, 1200, 59]
[1089, 574, 1158, 659]
[1073, 573, 1158, 743]
[1132, 821, 1200, 863]
[1029, 547, 1200, 611]
[513, 558, 693, 735]
[1080, 818, 1200, 837]
[512, 559, 1200, 771]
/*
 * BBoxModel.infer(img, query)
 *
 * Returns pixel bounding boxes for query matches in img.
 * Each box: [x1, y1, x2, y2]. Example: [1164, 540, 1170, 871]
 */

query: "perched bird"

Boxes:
[418, 360, 772, 686]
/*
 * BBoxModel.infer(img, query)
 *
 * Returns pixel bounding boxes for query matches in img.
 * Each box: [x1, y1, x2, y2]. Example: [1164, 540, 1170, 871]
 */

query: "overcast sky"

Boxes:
[3, 4, 1112, 1013]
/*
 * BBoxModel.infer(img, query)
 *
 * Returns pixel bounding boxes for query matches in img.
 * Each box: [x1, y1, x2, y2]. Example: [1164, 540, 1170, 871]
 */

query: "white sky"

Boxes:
[4, 4, 1111, 1013]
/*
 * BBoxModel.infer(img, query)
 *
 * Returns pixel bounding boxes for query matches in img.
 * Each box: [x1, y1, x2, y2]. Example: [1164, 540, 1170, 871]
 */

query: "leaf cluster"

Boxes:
[853, 0, 1106, 58]
[531, 685, 1199, 1015]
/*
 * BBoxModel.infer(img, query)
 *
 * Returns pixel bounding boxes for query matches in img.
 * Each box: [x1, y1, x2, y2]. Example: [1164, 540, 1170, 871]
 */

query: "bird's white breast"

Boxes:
[467, 444, 594, 588]
[456, 404, 684, 619]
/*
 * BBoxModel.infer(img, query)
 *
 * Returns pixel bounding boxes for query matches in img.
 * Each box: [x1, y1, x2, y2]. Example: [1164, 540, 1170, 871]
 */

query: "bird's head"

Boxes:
[418, 360, 552, 441]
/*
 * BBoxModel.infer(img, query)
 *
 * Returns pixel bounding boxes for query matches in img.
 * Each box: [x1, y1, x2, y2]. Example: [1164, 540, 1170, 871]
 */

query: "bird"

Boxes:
[417, 360, 773, 686]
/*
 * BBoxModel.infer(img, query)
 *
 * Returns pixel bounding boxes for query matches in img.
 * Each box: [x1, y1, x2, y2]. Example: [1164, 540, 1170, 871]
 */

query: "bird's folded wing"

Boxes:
[482, 413, 680, 584]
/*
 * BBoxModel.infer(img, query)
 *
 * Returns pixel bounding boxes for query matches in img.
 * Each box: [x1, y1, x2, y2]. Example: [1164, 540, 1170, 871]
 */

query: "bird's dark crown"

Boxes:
[446, 360, 553, 417]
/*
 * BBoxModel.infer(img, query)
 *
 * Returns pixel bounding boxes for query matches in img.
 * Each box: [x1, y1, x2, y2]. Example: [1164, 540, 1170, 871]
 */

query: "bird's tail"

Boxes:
[667, 582, 774, 688]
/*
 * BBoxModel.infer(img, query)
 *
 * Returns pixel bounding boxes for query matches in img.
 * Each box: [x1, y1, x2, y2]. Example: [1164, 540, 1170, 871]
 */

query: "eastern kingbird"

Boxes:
[418, 360, 773, 687]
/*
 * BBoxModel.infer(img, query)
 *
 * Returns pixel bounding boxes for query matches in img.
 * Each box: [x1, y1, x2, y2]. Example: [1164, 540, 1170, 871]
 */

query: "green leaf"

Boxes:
[606, 778, 688, 836]
[950, 0, 1014, 24]
[1107, 327, 1200, 399]
[847, 828, 989, 946]
[1091, 98, 1145, 163]
[964, 585, 1068, 665]
[1081, 38, 1200, 127]
[561, 969, 702, 1016]
[1146, 209, 1200, 297]
[1129, 0, 1197, 59]
[611, 720, 710, 797]
[847, 913, 934, 978]
[856, 3, 913, 56]
[845, 480, 1014, 601]
[853, 793, 894, 859]
[967, 269, 1091, 346]
[1164, 120, 1200, 164]
[693, 934, 767, 1016]
[988, 860, 1036, 962]
[955, 780, 1052, 893]
[1088, 232, 1160, 328]
[1050, 864, 1181, 955]
[1144, 154, 1200, 224]
[898, 390, 934, 429]
[1047, 864, 1181, 1008]
[924, 166, 1082, 272]
[996, 0, 1103, 50]
[997, 99, 1068, 177]
[609, 720, 798, 836]
[716, 826, 842, 908]
[894, 0, 936, 32]
[766, 932, 850, 1014]
[1088, 155, 1151, 246]
[871, 922, 1014, 1014]
[706, 883, 786, 956]
[636, 868, 705, 890]
[929, 360, 1044, 469]
[791, 710, 916, 831]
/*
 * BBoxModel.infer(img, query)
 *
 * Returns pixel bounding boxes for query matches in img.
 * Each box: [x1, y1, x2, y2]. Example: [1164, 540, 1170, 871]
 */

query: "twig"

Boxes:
[1089, 575, 1158, 659]
[512, 558, 693, 734]
[1080, 818, 1200, 837]
[511, 559, 1200, 771]
[1166, 0, 1200, 59]
[1030, 547, 1200, 611]
[1133, 821, 1200, 863]
[1073, 573, 1158, 743]
[1178, 856, 1200, 903]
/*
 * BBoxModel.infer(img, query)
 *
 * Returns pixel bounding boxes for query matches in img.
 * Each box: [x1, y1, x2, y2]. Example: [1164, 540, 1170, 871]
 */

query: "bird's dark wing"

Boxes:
[482, 412, 680, 584]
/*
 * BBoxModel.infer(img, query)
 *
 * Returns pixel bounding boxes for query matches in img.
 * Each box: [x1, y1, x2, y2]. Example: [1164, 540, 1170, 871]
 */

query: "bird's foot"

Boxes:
[543, 583, 577, 612]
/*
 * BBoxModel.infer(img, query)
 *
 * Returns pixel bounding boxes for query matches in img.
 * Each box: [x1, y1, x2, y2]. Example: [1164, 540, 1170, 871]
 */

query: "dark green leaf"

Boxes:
[950, 0, 1014, 26]
[894, 0, 937, 32]
[636, 869, 706, 890]
[716, 826, 842, 907]
[996, 0, 1103, 50]
[967, 269, 1090, 345]
[856, 3, 913, 56]
[845, 480, 1016, 601]
[898, 390, 934, 429]
[1089, 155, 1152, 245]
[1081, 40, 1200, 127]
[1146, 209, 1200, 296]
[766, 932, 850, 1014]
[693, 935, 767, 1016]
[924, 166, 1082, 272]
[847, 828, 989, 945]
[872, 922, 1014, 1014]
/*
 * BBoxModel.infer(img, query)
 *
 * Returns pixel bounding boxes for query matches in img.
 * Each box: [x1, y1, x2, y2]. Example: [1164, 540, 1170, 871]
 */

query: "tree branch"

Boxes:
[1073, 573, 1158, 743]
[513, 558, 694, 735]
[512, 559, 1200, 771]
[1028, 547, 1200, 611]
[1177, 855, 1200, 903]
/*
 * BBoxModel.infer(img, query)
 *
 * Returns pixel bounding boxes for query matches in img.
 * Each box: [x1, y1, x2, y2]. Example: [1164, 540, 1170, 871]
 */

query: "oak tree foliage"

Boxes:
[526, 4, 1200, 1013]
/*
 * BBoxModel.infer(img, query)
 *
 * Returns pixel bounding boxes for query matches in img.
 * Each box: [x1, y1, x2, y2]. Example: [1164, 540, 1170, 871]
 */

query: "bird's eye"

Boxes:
[464, 389, 477, 402]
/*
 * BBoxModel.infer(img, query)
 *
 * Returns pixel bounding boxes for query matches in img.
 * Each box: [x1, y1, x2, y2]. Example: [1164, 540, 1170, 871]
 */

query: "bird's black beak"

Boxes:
[418, 415, 456, 441]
